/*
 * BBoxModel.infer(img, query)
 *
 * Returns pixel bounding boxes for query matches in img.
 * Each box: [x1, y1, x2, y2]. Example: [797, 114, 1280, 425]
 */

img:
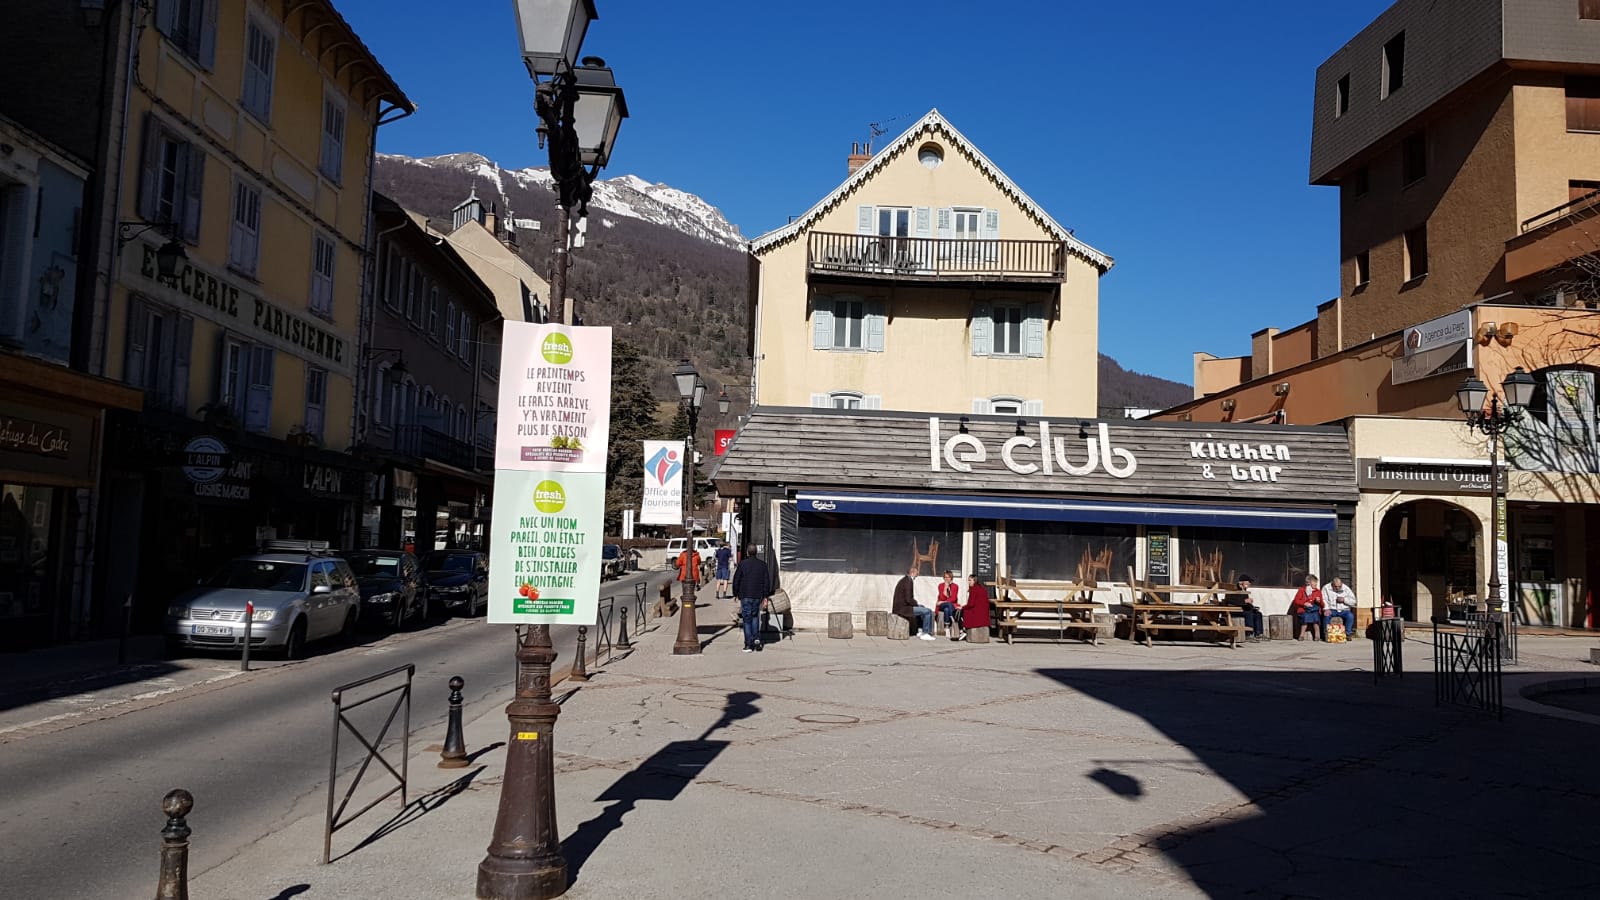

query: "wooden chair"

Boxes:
[910, 538, 939, 575]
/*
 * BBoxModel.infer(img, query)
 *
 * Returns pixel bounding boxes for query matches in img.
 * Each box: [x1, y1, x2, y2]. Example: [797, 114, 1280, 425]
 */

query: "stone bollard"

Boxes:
[155, 789, 193, 900]
[438, 675, 468, 769]
[617, 605, 632, 650]
[569, 626, 591, 682]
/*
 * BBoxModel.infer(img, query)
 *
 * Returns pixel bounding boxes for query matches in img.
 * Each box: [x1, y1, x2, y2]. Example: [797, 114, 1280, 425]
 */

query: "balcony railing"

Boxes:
[807, 232, 1067, 282]
[1521, 189, 1600, 233]
[394, 425, 477, 470]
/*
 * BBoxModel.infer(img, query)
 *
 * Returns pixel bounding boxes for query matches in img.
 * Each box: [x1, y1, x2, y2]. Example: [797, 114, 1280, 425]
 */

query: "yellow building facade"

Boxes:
[747, 110, 1112, 417]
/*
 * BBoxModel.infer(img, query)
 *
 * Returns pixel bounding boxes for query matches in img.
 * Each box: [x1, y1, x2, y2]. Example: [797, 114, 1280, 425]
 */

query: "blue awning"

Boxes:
[795, 491, 1336, 531]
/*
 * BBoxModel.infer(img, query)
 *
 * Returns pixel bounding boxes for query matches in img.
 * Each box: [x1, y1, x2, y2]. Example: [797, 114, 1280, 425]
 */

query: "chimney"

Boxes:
[847, 141, 871, 176]
[484, 203, 499, 238]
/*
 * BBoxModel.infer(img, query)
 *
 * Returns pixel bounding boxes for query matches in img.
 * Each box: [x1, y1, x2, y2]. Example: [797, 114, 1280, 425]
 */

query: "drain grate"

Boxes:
[746, 674, 795, 683]
[795, 714, 859, 725]
[825, 668, 872, 677]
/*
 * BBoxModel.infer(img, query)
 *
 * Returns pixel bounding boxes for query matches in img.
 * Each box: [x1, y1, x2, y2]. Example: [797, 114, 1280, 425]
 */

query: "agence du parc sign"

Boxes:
[927, 418, 1296, 484]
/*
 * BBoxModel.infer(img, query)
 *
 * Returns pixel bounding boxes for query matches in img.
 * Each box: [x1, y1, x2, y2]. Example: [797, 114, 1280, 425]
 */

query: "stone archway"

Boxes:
[1379, 499, 1484, 622]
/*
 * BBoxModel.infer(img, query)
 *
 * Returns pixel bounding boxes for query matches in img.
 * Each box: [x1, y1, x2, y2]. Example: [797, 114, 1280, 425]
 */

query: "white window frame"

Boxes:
[319, 89, 346, 183]
[310, 232, 335, 318]
[444, 301, 457, 351]
[229, 178, 262, 276]
[304, 366, 327, 440]
[992, 303, 1025, 356]
[833, 298, 865, 350]
[427, 288, 440, 337]
[373, 361, 391, 428]
[831, 392, 863, 410]
[406, 266, 422, 322]
[458, 311, 472, 360]
[876, 206, 911, 238]
[219, 335, 246, 416]
[989, 397, 1024, 415]
[243, 343, 274, 433]
[241, 16, 276, 122]
[156, 0, 217, 68]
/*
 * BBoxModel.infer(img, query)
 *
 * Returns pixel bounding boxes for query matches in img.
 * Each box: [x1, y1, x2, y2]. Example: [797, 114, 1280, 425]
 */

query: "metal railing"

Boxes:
[1520, 188, 1600, 233]
[324, 663, 414, 863]
[1466, 609, 1517, 665]
[393, 425, 477, 470]
[1432, 619, 1502, 719]
[1372, 617, 1403, 684]
[807, 232, 1067, 281]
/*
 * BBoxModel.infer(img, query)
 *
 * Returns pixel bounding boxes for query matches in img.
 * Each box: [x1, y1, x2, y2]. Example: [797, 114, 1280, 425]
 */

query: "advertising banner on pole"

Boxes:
[487, 322, 612, 624]
[495, 321, 612, 473]
[714, 429, 736, 456]
[640, 440, 685, 525]
[1496, 495, 1510, 614]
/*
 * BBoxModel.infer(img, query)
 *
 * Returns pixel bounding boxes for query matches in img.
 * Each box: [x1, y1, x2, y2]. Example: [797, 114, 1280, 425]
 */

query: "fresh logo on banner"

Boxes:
[488, 322, 612, 625]
[640, 440, 684, 525]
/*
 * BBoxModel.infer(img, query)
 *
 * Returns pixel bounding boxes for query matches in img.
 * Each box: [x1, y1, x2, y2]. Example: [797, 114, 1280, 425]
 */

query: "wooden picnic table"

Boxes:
[990, 578, 1107, 645]
[1130, 602, 1244, 648]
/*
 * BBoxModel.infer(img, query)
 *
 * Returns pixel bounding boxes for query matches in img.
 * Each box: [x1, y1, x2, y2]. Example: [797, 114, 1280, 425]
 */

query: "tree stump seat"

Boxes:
[1267, 614, 1294, 642]
[865, 609, 890, 637]
[885, 615, 910, 640]
[828, 612, 853, 639]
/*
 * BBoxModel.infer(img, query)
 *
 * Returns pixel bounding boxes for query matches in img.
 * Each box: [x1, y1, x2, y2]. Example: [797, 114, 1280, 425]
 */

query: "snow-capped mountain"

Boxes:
[375, 152, 745, 249]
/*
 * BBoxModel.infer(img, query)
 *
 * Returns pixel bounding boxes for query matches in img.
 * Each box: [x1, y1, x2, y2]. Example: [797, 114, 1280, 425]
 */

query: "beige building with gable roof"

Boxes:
[746, 110, 1112, 417]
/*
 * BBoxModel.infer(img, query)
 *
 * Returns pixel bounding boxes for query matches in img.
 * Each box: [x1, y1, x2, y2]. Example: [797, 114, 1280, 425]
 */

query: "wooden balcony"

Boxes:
[806, 232, 1067, 284]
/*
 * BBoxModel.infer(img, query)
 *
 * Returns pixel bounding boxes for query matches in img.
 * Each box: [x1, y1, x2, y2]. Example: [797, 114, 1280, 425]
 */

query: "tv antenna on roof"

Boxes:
[864, 113, 913, 154]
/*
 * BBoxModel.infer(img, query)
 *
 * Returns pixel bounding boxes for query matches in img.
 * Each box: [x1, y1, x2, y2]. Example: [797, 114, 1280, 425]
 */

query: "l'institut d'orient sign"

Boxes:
[487, 323, 612, 625]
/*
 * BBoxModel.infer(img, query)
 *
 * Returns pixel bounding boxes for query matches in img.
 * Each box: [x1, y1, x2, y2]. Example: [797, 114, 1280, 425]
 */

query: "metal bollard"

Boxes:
[241, 601, 253, 672]
[569, 626, 591, 682]
[617, 605, 632, 650]
[155, 789, 193, 900]
[438, 675, 468, 769]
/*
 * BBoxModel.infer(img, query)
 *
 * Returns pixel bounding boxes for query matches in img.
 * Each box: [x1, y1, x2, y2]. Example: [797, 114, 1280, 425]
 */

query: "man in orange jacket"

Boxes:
[675, 546, 702, 588]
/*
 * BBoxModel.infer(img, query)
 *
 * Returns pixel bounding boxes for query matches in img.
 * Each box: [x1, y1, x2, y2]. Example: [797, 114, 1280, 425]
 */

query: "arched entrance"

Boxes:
[1379, 500, 1482, 622]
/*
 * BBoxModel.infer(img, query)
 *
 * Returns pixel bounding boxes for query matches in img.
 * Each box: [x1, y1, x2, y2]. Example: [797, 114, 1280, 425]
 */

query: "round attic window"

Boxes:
[917, 143, 944, 169]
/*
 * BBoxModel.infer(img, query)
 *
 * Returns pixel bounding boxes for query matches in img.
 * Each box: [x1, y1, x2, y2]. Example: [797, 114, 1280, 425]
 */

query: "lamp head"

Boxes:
[155, 238, 188, 282]
[1455, 376, 1489, 416]
[672, 358, 697, 401]
[717, 388, 730, 415]
[512, 0, 597, 78]
[1502, 367, 1537, 409]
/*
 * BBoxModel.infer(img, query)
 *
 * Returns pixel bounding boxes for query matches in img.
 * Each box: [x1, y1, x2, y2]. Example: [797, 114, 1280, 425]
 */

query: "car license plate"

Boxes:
[192, 624, 233, 636]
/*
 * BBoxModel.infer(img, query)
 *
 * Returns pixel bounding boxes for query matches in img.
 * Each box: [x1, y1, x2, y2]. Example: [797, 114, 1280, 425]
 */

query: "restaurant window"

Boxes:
[788, 511, 963, 575]
[1568, 77, 1600, 133]
[812, 296, 885, 352]
[124, 296, 193, 412]
[1381, 31, 1405, 99]
[1006, 521, 1135, 584]
[1404, 224, 1428, 280]
[1178, 527, 1311, 588]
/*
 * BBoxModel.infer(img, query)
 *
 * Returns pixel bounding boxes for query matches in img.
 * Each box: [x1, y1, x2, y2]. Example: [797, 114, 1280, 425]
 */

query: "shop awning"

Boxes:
[795, 491, 1336, 531]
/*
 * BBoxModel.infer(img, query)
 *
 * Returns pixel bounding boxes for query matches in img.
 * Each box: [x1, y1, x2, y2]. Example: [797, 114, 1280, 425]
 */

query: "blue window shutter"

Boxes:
[137, 115, 161, 221]
[172, 315, 194, 412]
[181, 146, 205, 243]
[865, 300, 886, 352]
[1024, 302, 1045, 357]
[125, 297, 150, 387]
[812, 297, 834, 350]
[1023, 400, 1044, 417]
[972, 398, 991, 414]
[856, 206, 874, 234]
[199, 0, 219, 69]
[155, 0, 178, 36]
[863, 395, 882, 410]
[971, 303, 992, 357]
[810, 393, 829, 408]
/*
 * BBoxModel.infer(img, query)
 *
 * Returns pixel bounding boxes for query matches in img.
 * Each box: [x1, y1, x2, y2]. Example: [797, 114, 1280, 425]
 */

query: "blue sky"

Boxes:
[340, 0, 1394, 385]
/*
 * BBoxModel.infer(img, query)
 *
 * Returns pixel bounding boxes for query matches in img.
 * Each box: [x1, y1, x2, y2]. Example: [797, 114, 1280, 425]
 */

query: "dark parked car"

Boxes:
[423, 550, 488, 617]
[340, 549, 424, 629]
[600, 544, 626, 580]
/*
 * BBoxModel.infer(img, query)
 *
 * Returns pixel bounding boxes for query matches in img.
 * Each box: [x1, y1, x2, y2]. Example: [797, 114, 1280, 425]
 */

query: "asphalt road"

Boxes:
[0, 569, 672, 900]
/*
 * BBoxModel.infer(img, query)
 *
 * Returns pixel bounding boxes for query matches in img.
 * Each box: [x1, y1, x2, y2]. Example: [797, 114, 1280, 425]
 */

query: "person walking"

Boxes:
[892, 567, 936, 641]
[675, 543, 702, 592]
[713, 541, 734, 599]
[731, 546, 772, 653]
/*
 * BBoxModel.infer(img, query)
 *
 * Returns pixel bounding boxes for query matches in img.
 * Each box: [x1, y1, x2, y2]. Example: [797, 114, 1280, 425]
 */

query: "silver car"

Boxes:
[165, 548, 360, 659]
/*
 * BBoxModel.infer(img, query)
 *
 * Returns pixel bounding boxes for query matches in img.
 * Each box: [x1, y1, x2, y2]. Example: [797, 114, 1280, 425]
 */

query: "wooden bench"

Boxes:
[991, 577, 1112, 645]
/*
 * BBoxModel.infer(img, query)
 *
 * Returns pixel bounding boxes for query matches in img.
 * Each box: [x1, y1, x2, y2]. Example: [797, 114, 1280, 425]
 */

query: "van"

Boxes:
[665, 537, 720, 556]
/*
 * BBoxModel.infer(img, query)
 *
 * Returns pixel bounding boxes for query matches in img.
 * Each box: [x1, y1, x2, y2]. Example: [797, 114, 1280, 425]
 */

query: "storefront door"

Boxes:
[1514, 510, 1562, 626]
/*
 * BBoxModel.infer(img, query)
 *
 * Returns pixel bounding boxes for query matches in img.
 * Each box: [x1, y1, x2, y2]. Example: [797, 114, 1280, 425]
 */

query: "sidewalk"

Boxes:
[189, 586, 1600, 899]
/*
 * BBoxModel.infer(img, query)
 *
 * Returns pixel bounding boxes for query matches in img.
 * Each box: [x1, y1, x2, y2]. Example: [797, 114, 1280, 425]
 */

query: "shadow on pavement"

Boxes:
[264, 885, 310, 899]
[565, 691, 761, 885]
[339, 764, 492, 862]
[1035, 667, 1600, 897]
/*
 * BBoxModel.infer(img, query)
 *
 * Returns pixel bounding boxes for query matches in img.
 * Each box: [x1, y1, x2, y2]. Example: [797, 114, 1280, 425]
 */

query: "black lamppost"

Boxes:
[477, 4, 626, 899]
[1455, 366, 1537, 620]
[672, 359, 706, 656]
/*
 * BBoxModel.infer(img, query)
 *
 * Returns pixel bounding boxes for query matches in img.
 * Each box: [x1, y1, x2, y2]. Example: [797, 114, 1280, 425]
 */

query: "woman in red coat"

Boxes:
[960, 574, 991, 640]
[1290, 574, 1326, 641]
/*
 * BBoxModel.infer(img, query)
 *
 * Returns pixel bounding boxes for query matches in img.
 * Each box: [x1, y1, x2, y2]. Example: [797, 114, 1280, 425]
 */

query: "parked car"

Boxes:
[164, 542, 359, 659]
[600, 544, 626, 580]
[664, 537, 720, 556]
[423, 550, 488, 616]
[340, 549, 424, 629]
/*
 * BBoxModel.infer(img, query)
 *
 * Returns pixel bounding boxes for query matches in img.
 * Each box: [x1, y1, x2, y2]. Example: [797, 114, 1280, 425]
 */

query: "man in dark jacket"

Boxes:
[892, 567, 936, 640]
[731, 546, 772, 652]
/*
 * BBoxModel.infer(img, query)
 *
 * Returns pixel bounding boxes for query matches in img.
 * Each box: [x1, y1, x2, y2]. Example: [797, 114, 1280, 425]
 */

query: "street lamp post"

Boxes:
[672, 359, 705, 656]
[478, 4, 626, 899]
[1455, 366, 1537, 622]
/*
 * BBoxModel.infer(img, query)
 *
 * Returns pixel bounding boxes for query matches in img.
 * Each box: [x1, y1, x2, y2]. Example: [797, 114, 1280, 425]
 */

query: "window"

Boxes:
[813, 296, 884, 352]
[228, 179, 262, 276]
[310, 233, 335, 318]
[1567, 77, 1600, 133]
[1401, 132, 1427, 185]
[382, 244, 403, 310]
[1007, 522, 1135, 583]
[458, 311, 473, 360]
[830, 392, 862, 409]
[137, 115, 204, 242]
[877, 207, 910, 238]
[1181, 527, 1312, 588]
[155, 0, 217, 68]
[320, 91, 346, 182]
[444, 301, 456, 350]
[1404, 224, 1429, 281]
[1355, 250, 1371, 286]
[1382, 32, 1405, 98]
[1335, 74, 1350, 117]
[988, 398, 1023, 415]
[971, 302, 1045, 358]
[124, 297, 193, 412]
[972, 397, 1042, 415]
[243, 344, 274, 433]
[241, 18, 275, 122]
[1583, 0, 1600, 20]
[219, 337, 245, 415]
[1507, 368, 1599, 472]
[304, 366, 327, 439]
[372, 362, 391, 427]
[1573, 180, 1600, 203]
[427, 288, 439, 337]
[456, 405, 468, 441]
[389, 377, 405, 428]
[406, 268, 423, 322]
[1353, 165, 1369, 197]
[791, 511, 963, 574]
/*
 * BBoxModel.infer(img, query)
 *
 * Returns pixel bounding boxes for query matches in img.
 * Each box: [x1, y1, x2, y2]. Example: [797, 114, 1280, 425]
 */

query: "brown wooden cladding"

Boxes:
[712, 410, 1358, 506]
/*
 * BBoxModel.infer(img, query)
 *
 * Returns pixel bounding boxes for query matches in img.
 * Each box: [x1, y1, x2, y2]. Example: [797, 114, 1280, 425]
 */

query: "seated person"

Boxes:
[1322, 576, 1356, 640]
[960, 574, 992, 641]
[1290, 575, 1326, 641]
[892, 567, 936, 641]
[1229, 574, 1265, 643]
[935, 570, 962, 635]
